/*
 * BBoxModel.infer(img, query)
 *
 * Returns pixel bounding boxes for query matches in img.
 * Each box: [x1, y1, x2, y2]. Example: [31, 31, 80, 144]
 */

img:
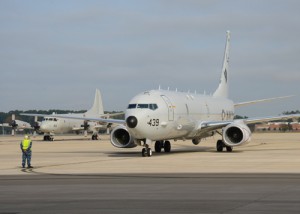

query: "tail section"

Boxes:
[85, 89, 104, 116]
[213, 31, 230, 98]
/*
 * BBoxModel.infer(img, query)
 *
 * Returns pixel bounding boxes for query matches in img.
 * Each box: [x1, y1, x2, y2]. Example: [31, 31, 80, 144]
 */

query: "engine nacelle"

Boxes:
[110, 125, 137, 148]
[223, 122, 251, 147]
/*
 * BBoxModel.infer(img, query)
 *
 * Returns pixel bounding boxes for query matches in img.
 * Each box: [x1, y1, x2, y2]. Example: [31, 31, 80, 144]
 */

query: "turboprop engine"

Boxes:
[110, 125, 137, 148]
[223, 122, 251, 147]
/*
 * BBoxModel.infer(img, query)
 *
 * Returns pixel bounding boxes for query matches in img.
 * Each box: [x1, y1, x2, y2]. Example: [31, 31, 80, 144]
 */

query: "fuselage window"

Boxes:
[127, 104, 137, 109]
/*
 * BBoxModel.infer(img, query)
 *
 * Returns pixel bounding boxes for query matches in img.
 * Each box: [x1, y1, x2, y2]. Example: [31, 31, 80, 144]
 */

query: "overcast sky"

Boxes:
[1, 0, 300, 117]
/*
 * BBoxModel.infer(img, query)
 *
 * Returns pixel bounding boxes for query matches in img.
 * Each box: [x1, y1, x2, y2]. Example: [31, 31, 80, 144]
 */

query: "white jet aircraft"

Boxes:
[22, 89, 123, 141]
[22, 31, 300, 156]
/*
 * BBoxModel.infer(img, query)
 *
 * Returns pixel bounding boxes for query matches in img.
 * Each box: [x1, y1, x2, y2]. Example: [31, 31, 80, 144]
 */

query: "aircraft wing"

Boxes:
[234, 95, 294, 108]
[0, 123, 10, 128]
[200, 114, 300, 130]
[0, 123, 33, 129]
[21, 113, 125, 124]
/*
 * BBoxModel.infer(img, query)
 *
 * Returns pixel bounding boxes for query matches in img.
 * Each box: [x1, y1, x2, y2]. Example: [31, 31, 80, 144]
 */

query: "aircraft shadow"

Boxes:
[106, 147, 242, 157]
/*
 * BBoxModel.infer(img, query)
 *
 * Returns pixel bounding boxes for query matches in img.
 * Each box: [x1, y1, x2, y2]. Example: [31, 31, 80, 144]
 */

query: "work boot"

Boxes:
[22, 165, 25, 169]
[27, 165, 33, 169]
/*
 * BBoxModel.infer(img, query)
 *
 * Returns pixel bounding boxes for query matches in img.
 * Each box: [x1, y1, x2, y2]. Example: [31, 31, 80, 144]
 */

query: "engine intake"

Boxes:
[223, 122, 251, 147]
[110, 125, 137, 148]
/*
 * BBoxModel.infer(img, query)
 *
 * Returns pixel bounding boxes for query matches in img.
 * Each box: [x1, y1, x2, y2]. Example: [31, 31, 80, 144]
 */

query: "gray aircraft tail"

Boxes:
[213, 31, 230, 98]
[85, 89, 104, 116]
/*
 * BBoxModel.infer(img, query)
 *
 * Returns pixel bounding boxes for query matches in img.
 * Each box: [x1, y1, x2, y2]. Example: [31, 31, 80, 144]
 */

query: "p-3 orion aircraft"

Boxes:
[23, 31, 300, 156]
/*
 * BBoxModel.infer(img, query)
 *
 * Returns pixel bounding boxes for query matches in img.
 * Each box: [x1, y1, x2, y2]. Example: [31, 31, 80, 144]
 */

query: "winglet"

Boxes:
[213, 31, 230, 98]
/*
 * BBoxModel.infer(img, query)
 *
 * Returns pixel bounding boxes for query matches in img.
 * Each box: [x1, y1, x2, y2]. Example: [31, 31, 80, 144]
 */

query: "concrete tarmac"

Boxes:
[1, 174, 300, 214]
[1, 133, 300, 213]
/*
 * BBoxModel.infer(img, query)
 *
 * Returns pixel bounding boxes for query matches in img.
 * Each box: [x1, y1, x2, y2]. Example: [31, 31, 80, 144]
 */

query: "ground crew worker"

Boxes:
[20, 135, 33, 168]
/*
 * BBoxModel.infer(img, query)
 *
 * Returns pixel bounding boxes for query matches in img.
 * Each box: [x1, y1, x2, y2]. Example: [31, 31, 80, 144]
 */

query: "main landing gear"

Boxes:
[43, 135, 54, 141]
[216, 140, 233, 152]
[91, 134, 98, 140]
[154, 140, 171, 153]
[141, 140, 172, 157]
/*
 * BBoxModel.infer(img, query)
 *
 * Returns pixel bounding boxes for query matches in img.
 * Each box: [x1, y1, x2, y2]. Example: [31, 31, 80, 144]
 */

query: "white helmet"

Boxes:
[24, 135, 29, 139]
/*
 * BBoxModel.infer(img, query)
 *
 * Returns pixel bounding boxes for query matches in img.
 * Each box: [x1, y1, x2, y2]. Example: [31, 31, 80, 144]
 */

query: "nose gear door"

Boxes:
[161, 95, 174, 121]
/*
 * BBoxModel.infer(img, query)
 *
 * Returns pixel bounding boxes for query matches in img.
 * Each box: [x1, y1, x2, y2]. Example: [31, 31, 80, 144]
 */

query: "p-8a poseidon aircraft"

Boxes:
[26, 31, 300, 156]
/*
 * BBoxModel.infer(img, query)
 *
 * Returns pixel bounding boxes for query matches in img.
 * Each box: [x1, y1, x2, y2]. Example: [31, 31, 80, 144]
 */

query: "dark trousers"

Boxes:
[22, 151, 32, 167]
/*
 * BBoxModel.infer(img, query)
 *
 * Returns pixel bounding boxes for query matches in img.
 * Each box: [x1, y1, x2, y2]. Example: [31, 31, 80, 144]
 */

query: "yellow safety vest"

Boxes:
[22, 139, 31, 150]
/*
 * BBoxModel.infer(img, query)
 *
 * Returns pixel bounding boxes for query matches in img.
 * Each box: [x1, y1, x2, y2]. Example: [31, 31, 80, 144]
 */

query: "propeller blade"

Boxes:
[84, 130, 88, 137]
[11, 129, 15, 136]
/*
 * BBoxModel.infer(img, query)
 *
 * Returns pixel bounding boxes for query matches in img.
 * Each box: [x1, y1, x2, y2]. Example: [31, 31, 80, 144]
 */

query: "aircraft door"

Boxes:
[161, 95, 174, 121]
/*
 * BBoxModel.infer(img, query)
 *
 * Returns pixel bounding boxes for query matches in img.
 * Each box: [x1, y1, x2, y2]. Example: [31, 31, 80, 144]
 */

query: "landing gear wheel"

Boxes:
[147, 148, 152, 157]
[155, 141, 163, 152]
[92, 135, 98, 140]
[142, 148, 147, 157]
[226, 146, 233, 152]
[217, 140, 224, 152]
[164, 141, 171, 153]
[44, 136, 53, 141]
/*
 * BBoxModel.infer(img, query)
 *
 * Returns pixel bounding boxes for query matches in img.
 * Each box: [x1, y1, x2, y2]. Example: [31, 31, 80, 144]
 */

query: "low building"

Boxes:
[255, 122, 300, 132]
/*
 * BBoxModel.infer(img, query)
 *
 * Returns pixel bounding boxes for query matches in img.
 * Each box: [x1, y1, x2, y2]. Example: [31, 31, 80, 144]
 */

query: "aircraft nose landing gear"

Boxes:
[142, 144, 152, 157]
[142, 139, 153, 157]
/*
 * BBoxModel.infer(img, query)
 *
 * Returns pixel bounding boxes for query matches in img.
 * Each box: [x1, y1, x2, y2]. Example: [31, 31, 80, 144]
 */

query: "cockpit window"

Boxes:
[149, 104, 158, 110]
[137, 104, 149, 109]
[127, 104, 137, 109]
[127, 103, 158, 110]
[43, 118, 58, 121]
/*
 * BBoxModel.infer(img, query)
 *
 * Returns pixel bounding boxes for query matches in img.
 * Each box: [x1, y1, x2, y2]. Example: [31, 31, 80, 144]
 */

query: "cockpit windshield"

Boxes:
[127, 104, 137, 109]
[127, 103, 158, 110]
[43, 118, 58, 121]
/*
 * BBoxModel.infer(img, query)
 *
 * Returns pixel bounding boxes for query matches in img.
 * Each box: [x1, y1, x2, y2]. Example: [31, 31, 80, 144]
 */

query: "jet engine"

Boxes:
[110, 125, 137, 148]
[223, 122, 251, 147]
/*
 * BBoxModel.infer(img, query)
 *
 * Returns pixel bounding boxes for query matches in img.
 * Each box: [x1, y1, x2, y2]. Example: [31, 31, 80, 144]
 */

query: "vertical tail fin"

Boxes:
[213, 31, 230, 98]
[85, 89, 104, 116]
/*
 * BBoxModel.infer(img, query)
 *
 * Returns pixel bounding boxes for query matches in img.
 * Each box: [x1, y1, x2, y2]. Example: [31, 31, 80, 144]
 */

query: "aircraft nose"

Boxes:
[126, 116, 138, 128]
[40, 123, 48, 132]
